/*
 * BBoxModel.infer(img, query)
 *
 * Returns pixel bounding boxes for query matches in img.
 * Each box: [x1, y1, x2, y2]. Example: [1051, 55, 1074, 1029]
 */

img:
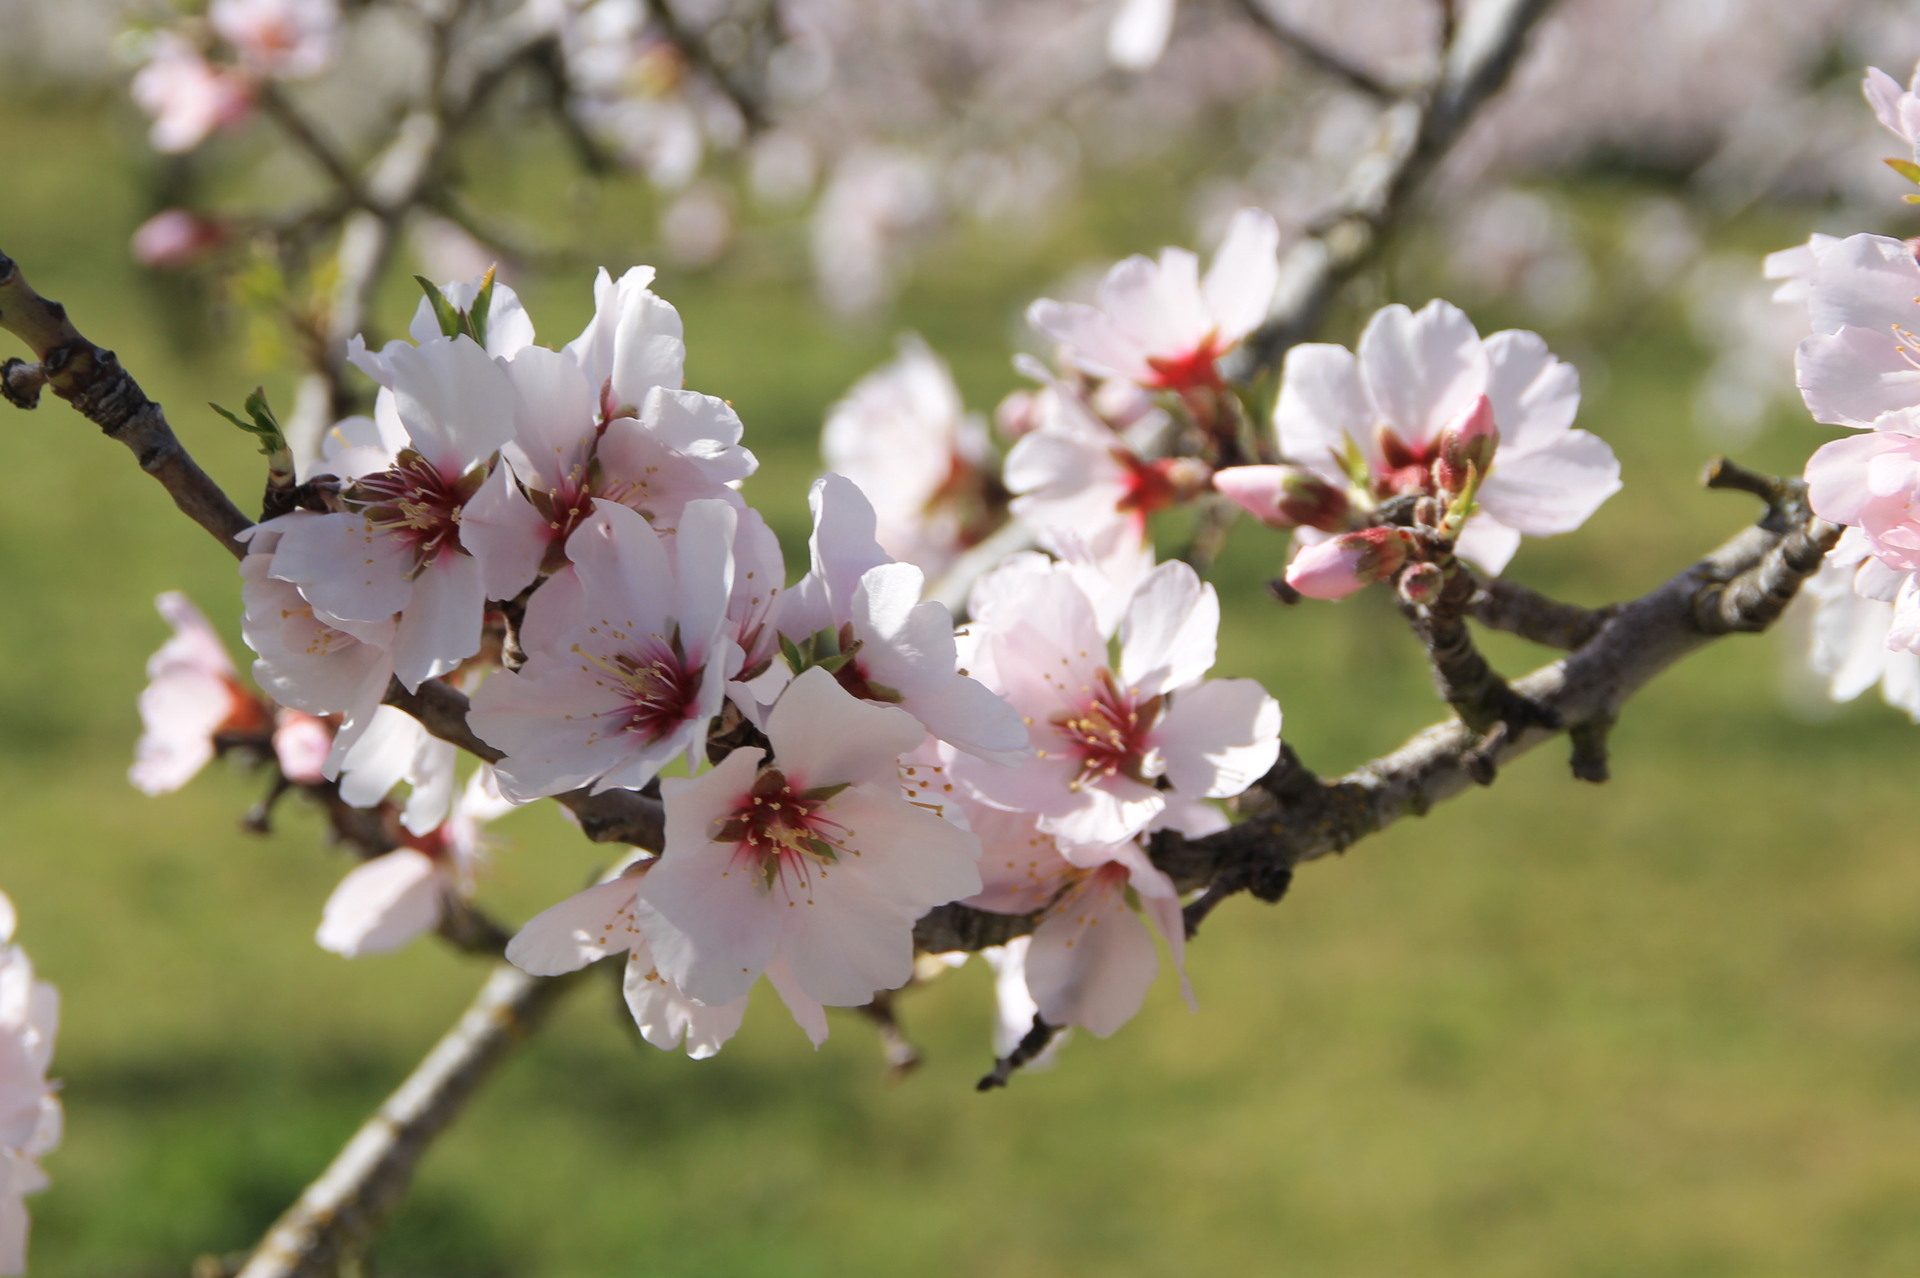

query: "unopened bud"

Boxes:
[995, 388, 1041, 440]
[1284, 527, 1414, 600]
[1213, 465, 1351, 531]
[1432, 393, 1498, 494]
[131, 209, 229, 270]
[1395, 560, 1446, 607]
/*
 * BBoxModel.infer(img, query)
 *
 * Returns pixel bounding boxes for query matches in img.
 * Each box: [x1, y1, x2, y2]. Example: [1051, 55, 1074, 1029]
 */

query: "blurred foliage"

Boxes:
[4, 90, 1920, 1278]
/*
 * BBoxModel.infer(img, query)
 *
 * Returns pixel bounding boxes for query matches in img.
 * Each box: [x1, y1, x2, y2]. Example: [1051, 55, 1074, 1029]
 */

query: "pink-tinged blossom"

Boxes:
[238, 529, 396, 761]
[131, 209, 228, 270]
[333, 706, 457, 836]
[486, 342, 754, 569]
[268, 336, 527, 690]
[1108, 0, 1177, 70]
[1804, 415, 1920, 575]
[1285, 527, 1416, 600]
[210, 0, 339, 79]
[0, 892, 59, 1277]
[771, 475, 1027, 763]
[822, 335, 992, 578]
[1004, 386, 1197, 569]
[1794, 234, 1920, 429]
[954, 556, 1281, 847]
[1803, 529, 1920, 721]
[1764, 234, 1839, 306]
[633, 667, 983, 1010]
[131, 35, 255, 154]
[563, 265, 688, 422]
[271, 711, 332, 785]
[1028, 208, 1281, 393]
[507, 859, 829, 1055]
[316, 768, 512, 958]
[131, 592, 272, 795]
[468, 500, 740, 801]
[1274, 299, 1620, 574]
[960, 802, 1205, 1038]
[1865, 63, 1920, 161]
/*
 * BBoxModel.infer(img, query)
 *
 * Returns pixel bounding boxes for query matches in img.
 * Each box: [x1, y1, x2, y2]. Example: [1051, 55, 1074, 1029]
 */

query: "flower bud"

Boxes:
[131, 209, 228, 270]
[1432, 393, 1498, 494]
[995, 389, 1042, 440]
[1284, 527, 1414, 600]
[1395, 560, 1446, 607]
[1212, 465, 1351, 531]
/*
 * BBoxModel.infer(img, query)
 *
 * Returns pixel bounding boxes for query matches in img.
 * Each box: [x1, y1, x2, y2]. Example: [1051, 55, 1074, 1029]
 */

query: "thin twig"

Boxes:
[1227, 0, 1400, 99]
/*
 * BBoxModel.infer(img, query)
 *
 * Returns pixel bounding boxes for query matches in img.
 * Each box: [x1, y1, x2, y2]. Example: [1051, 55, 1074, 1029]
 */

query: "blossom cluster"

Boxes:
[0, 893, 59, 1276]
[1789, 62, 1920, 721]
[125, 253, 1294, 1060]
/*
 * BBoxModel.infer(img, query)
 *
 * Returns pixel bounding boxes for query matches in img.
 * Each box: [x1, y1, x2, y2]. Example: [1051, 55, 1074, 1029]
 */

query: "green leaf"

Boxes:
[799, 782, 851, 803]
[467, 266, 497, 348]
[779, 632, 808, 675]
[413, 275, 464, 339]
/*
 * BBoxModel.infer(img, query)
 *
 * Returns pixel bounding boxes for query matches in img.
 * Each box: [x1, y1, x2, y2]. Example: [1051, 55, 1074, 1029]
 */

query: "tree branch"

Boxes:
[1227, 0, 1400, 100]
[0, 250, 253, 555]
[1234, 0, 1559, 377]
[233, 963, 584, 1278]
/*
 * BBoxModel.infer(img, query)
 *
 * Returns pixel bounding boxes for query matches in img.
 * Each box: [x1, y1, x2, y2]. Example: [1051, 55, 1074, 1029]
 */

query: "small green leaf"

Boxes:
[799, 782, 851, 802]
[779, 632, 808, 675]
[862, 679, 905, 704]
[413, 275, 464, 339]
[467, 266, 497, 348]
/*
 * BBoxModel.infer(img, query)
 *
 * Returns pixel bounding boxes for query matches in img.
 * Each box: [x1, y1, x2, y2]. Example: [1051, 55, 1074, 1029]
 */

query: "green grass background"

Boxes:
[3, 86, 1919, 1277]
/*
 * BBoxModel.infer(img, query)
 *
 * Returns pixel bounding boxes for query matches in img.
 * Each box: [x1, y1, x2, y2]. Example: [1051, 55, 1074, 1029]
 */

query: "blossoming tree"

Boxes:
[0, 0, 1908, 1272]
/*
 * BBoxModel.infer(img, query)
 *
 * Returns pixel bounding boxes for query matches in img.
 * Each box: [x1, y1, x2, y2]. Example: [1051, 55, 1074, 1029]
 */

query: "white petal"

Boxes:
[506, 877, 645, 976]
[1155, 678, 1281, 799]
[1118, 560, 1218, 697]
[1108, 0, 1175, 69]
[1025, 873, 1159, 1037]
[1200, 208, 1281, 342]
[1357, 300, 1488, 449]
[765, 666, 927, 788]
[316, 851, 445, 957]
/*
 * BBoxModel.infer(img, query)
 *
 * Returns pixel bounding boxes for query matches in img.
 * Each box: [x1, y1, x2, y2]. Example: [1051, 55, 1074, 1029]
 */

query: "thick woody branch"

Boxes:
[1467, 575, 1610, 649]
[233, 963, 584, 1278]
[0, 251, 253, 555]
[920, 504, 1835, 955]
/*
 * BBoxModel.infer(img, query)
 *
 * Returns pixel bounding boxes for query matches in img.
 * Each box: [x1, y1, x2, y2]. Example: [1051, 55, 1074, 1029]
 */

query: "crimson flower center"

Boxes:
[1052, 668, 1160, 788]
[1144, 333, 1226, 391]
[578, 634, 703, 742]
[346, 450, 471, 567]
[712, 768, 851, 894]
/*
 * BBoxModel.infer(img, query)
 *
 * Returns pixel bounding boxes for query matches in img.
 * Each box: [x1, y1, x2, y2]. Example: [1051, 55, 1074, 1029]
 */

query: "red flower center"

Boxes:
[712, 768, 851, 895]
[345, 449, 479, 569]
[1052, 668, 1161, 789]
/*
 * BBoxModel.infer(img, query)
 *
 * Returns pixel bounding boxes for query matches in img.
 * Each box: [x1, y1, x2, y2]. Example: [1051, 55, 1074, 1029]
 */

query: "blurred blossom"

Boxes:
[130, 34, 254, 154]
[661, 182, 735, 267]
[130, 208, 228, 269]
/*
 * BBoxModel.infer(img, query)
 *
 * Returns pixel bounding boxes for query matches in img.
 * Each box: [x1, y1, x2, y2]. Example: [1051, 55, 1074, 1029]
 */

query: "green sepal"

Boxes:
[799, 781, 852, 802]
[779, 632, 809, 674]
[210, 387, 286, 457]
[413, 275, 465, 339]
[467, 266, 497, 349]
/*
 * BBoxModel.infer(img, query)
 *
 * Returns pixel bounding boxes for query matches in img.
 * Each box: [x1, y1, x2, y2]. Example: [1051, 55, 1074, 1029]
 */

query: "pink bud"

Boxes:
[1433, 393, 1498, 493]
[1396, 560, 1446, 607]
[1213, 465, 1351, 531]
[1285, 527, 1414, 600]
[131, 209, 229, 270]
[272, 710, 333, 785]
[995, 389, 1041, 440]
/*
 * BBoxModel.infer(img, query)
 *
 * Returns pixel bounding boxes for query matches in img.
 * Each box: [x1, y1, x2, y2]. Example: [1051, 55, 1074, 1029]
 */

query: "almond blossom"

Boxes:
[1804, 412, 1920, 575]
[0, 892, 59, 1277]
[210, 0, 339, 79]
[821, 335, 992, 577]
[953, 554, 1281, 848]
[1803, 529, 1920, 721]
[768, 475, 1027, 762]
[507, 858, 828, 1057]
[317, 767, 513, 958]
[632, 667, 983, 1011]
[332, 706, 456, 836]
[1003, 385, 1196, 570]
[131, 592, 273, 795]
[1864, 62, 1920, 162]
[1272, 299, 1621, 574]
[267, 335, 529, 690]
[130, 34, 255, 154]
[467, 500, 740, 801]
[1793, 234, 1920, 430]
[563, 265, 689, 423]
[238, 524, 396, 760]
[1108, 0, 1178, 70]
[1028, 208, 1281, 394]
